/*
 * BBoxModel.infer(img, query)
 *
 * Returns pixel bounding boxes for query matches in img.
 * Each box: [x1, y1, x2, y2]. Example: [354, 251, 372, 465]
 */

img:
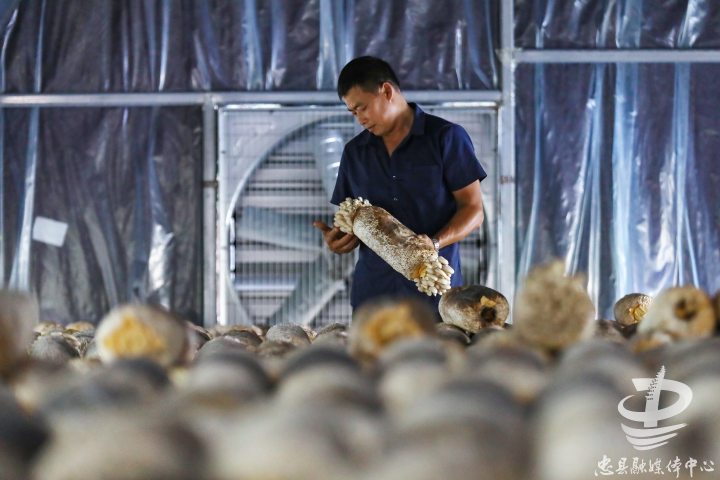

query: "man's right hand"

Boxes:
[314, 221, 360, 254]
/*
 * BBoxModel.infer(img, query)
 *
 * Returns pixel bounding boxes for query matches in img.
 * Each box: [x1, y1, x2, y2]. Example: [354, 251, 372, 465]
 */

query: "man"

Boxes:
[313, 56, 486, 312]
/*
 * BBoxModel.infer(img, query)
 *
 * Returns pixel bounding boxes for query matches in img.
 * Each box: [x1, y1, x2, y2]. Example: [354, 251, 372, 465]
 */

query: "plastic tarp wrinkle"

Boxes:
[516, 0, 720, 49]
[2, 107, 203, 325]
[0, 0, 497, 92]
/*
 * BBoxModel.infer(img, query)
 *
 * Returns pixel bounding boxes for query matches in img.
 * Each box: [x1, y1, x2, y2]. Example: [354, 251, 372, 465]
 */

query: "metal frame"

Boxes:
[516, 49, 720, 63]
[7, 0, 714, 325]
[498, 0, 516, 322]
[202, 100, 218, 329]
[0, 90, 502, 107]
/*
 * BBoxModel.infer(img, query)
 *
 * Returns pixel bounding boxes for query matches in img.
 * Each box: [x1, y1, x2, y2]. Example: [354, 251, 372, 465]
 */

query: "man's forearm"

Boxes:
[434, 204, 484, 249]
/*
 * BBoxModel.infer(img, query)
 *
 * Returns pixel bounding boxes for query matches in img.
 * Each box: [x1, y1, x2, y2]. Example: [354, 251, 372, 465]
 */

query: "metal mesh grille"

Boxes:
[217, 105, 496, 328]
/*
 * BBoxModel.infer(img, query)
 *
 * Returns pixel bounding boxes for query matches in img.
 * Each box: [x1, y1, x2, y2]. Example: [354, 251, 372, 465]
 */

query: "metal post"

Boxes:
[498, 0, 516, 321]
[202, 96, 218, 328]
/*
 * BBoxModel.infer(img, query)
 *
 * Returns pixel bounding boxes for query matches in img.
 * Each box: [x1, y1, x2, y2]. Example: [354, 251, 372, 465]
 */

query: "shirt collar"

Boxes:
[357, 102, 425, 145]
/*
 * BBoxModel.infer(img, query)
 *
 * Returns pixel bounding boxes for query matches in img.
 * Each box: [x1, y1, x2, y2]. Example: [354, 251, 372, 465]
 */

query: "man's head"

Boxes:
[338, 56, 407, 137]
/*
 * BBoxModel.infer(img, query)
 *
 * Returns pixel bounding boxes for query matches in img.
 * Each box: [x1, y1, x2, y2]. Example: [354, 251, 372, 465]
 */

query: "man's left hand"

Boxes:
[416, 234, 435, 250]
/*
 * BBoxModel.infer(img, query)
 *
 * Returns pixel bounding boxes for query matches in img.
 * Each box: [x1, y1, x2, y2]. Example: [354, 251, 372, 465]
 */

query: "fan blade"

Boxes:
[236, 206, 324, 252]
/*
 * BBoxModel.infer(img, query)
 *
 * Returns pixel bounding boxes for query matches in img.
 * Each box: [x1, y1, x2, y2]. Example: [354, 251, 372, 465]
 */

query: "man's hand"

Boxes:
[416, 234, 435, 250]
[314, 221, 360, 254]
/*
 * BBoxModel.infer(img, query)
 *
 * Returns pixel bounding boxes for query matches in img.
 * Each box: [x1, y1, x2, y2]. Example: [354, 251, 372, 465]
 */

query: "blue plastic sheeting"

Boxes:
[516, 62, 720, 318]
[0, 0, 498, 92]
[516, 0, 720, 49]
[1, 107, 203, 325]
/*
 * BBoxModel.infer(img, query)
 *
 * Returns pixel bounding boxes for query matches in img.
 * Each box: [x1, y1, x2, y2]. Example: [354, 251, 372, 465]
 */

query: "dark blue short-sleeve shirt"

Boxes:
[330, 104, 487, 311]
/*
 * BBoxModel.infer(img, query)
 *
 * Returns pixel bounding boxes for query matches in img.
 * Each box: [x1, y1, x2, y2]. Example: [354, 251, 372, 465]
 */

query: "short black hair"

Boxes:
[337, 56, 401, 99]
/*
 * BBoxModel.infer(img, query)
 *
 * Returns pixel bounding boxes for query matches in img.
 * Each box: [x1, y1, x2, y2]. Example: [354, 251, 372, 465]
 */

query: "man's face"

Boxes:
[342, 84, 394, 136]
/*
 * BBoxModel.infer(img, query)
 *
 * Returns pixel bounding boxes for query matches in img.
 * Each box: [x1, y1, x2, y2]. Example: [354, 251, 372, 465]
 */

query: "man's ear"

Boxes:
[381, 82, 394, 100]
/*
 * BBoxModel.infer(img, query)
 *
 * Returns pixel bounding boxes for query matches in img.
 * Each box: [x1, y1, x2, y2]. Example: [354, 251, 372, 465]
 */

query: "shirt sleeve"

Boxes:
[441, 123, 487, 192]
[330, 149, 352, 206]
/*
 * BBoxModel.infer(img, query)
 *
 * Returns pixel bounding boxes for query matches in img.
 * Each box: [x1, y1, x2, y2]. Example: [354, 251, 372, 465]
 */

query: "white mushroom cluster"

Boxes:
[334, 197, 453, 296]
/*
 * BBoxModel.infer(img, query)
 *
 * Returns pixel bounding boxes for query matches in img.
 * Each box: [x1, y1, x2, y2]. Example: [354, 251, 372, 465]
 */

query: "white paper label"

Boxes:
[32, 217, 69, 247]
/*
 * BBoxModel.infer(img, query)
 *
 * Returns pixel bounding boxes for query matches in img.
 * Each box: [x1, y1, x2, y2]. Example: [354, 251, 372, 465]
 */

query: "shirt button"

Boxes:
[394, 198, 398, 201]
[392, 175, 396, 179]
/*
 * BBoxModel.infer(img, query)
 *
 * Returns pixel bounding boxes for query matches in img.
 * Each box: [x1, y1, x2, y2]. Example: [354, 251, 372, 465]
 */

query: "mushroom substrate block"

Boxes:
[334, 197, 454, 296]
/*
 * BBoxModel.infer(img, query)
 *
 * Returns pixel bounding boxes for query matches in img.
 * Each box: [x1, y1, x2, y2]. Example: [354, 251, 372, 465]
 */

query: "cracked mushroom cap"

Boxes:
[638, 286, 716, 340]
[438, 286, 509, 333]
[513, 261, 595, 353]
[613, 293, 653, 326]
[95, 304, 188, 368]
[349, 297, 438, 365]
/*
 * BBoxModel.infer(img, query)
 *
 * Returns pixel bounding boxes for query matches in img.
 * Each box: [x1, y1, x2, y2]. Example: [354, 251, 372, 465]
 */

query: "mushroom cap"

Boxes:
[64, 321, 95, 332]
[313, 323, 348, 347]
[613, 293, 653, 326]
[316, 322, 347, 336]
[256, 340, 297, 358]
[208, 405, 358, 480]
[349, 296, 438, 364]
[32, 410, 206, 480]
[279, 345, 360, 379]
[38, 358, 170, 416]
[593, 319, 626, 343]
[298, 324, 317, 342]
[221, 329, 262, 348]
[312, 329, 348, 348]
[184, 351, 270, 406]
[276, 365, 379, 411]
[95, 304, 188, 367]
[28, 336, 80, 364]
[438, 285, 509, 333]
[513, 260, 595, 352]
[32, 321, 60, 334]
[265, 324, 311, 348]
[435, 323, 471, 345]
[638, 286, 716, 340]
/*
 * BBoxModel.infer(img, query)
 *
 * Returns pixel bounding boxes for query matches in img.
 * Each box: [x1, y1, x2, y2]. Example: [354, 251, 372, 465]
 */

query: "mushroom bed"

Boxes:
[2, 261, 720, 480]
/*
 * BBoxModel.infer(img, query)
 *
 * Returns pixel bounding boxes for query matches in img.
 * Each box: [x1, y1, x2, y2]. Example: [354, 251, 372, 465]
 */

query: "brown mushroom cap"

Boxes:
[438, 286, 509, 333]
[613, 293, 653, 326]
[265, 324, 311, 348]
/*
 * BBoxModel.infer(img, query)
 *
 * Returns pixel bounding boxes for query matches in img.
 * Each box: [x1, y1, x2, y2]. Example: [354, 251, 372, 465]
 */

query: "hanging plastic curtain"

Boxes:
[1, 0, 498, 93]
[515, 0, 720, 49]
[516, 0, 720, 318]
[0, 0, 204, 324]
[1, 107, 204, 325]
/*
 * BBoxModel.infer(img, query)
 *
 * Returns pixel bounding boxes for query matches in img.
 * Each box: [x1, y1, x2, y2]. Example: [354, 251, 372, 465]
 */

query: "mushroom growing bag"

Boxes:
[334, 198, 454, 296]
